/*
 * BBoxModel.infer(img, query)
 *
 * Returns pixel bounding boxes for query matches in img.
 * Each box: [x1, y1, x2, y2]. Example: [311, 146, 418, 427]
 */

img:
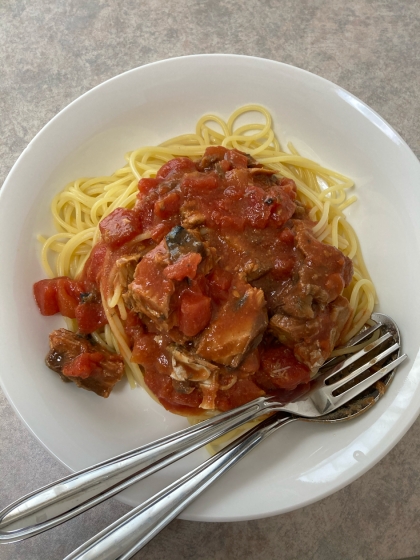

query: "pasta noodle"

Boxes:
[38, 104, 376, 405]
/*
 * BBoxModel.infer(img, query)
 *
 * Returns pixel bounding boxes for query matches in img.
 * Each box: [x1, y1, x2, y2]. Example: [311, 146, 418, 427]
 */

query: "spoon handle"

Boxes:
[64, 413, 295, 560]
[0, 397, 269, 543]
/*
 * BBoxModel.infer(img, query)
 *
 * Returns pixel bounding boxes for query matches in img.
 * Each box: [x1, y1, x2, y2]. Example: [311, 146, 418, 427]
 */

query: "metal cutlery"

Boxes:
[0, 312, 406, 555]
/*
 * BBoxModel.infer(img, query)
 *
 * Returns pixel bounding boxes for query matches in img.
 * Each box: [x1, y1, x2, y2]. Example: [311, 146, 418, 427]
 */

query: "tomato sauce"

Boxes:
[34, 146, 353, 411]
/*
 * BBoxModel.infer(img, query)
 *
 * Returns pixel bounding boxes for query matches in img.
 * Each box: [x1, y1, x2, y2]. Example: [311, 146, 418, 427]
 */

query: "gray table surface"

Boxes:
[1, 1, 420, 559]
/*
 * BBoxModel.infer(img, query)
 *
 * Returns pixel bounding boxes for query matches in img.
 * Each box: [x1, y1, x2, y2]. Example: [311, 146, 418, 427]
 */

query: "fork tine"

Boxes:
[344, 321, 383, 347]
[326, 342, 400, 391]
[322, 321, 384, 366]
[321, 322, 384, 369]
[323, 332, 393, 382]
[330, 354, 407, 406]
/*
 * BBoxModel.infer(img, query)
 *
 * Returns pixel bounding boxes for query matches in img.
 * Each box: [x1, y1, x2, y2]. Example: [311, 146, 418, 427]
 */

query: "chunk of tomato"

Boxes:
[131, 333, 157, 368]
[224, 149, 248, 169]
[272, 256, 296, 280]
[178, 290, 212, 337]
[138, 177, 161, 195]
[216, 378, 265, 411]
[154, 191, 181, 219]
[204, 146, 228, 160]
[224, 168, 248, 193]
[82, 242, 107, 283]
[56, 277, 79, 318]
[164, 252, 202, 281]
[75, 302, 108, 334]
[99, 207, 142, 248]
[143, 370, 203, 413]
[34, 277, 99, 319]
[207, 267, 232, 304]
[131, 333, 172, 375]
[243, 185, 272, 228]
[62, 352, 104, 379]
[181, 172, 218, 194]
[150, 222, 174, 242]
[33, 279, 60, 315]
[279, 177, 297, 193]
[257, 346, 310, 390]
[124, 310, 144, 346]
[156, 157, 197, 180]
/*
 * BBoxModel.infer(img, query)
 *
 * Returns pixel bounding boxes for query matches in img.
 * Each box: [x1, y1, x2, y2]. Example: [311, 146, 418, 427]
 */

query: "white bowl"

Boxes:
[1, 54, 420, 522]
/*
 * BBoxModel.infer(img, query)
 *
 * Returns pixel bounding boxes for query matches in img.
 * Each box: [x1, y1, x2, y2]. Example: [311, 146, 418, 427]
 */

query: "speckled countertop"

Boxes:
[1, 2, 420, 559]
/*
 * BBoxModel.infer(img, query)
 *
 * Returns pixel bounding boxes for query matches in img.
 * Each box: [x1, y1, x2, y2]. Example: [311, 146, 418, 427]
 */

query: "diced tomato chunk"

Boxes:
[136, 196, 155, 230]
[33, 279, 59, 316]
[178, 290, 212, 337]
[238, 349, 260, 374]
[224, 168, 249, 193]
[181, 172, 218, 194]
[164, 253, 202, 281]
[56, 277, 79, 318]
[279, 177, 297, 192]
[99, 208, 142, 248]
[256, 346, 310, 391]
[62, 352, 104, 379]
[150, 222, 174, 242]
[218, 213, 246, 232]
[156, 157, 197, 180]
[224, 149, 248, 169]
[75, 303, 108, 334]
[278, 227, 295, 246]
[268, 185, 297, 229]
[131, 333, 171, 375]
[34, 277, 100, 319]
[216, 378, 265, 411]
[272, 257, 296, 280]
[204, 146, 228, 160]
[208, 267, 232, 304]
[131, 333, 158, 367]
[124, 310, 144, 346]
[154, 192, 181, 219]
[83, 242, 107, 283]
[143, 370, 203, 412]
[138, 177, 161, 195]
[218, 160, 231, 173]
[243, 185, 272, 228]
[209, 267, 232, 292]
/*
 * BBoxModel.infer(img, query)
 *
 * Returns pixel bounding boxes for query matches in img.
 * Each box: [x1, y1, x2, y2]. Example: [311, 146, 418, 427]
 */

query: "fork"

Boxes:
[0, 313, 406, 546]
[62, 312, 407, 560]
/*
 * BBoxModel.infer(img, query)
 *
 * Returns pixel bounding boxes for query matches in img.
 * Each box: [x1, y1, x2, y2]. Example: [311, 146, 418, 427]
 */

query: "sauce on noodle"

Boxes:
[34, 146, 354, 415]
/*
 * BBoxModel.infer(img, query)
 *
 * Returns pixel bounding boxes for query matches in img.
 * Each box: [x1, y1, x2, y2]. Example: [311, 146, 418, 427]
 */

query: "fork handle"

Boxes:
[64, 413, 296, 560]
[0, 396, 271, 543]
